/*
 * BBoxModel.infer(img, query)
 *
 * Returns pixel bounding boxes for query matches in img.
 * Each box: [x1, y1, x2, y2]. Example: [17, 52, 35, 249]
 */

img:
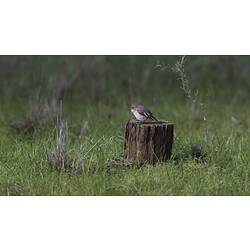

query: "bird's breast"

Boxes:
[132, 110, 147, 121]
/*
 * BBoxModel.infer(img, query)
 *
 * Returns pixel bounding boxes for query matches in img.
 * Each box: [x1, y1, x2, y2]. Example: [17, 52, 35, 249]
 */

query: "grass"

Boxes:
[1, 88, 250, 195]
[1, 55, 250, 195]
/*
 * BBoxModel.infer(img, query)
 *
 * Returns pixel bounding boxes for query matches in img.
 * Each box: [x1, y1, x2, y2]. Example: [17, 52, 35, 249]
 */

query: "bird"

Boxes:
[131, 103, 158, 122]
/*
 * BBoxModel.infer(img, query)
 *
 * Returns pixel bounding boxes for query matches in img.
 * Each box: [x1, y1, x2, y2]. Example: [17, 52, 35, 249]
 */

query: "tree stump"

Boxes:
[124, 120, 174, 164]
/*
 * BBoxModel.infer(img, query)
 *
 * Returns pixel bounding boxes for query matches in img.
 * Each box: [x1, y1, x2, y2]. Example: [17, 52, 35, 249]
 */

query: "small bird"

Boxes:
[131, 103, 158, 122]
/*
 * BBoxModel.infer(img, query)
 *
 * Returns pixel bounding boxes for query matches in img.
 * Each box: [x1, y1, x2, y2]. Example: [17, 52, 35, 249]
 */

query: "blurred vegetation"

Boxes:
[1, 55, 250, 102]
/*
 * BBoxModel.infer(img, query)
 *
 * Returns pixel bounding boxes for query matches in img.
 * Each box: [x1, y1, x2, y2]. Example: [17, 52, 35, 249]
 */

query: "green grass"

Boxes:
[1, 86, 250, 195]
[1, 56, 250, 195]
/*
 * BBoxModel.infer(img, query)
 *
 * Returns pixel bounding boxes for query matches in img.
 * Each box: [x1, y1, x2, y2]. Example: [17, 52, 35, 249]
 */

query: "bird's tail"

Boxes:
[150, 114, 158, 122]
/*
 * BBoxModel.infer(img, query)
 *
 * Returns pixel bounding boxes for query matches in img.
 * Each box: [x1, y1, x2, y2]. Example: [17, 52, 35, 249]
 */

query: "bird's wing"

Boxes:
[147, 112, 158, 121]
[138, 110, 158, 121]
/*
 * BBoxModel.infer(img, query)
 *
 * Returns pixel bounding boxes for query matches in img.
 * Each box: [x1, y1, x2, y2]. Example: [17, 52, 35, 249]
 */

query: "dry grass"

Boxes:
[10, 89, 62, 135]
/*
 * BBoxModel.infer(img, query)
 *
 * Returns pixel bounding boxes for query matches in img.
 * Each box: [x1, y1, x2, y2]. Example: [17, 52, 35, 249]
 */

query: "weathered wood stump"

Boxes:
[124, 120, 174, 164]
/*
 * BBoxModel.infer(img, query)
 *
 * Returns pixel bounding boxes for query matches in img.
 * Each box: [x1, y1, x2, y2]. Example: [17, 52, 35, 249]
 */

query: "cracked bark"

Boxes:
[124, 120, 174, 164]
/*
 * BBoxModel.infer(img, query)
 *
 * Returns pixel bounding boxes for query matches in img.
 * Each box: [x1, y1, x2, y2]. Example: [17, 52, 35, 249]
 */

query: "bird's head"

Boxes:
[131, 103, 140, 112]
[131, 103, 136, 111]
[131, 103, 144, 112]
